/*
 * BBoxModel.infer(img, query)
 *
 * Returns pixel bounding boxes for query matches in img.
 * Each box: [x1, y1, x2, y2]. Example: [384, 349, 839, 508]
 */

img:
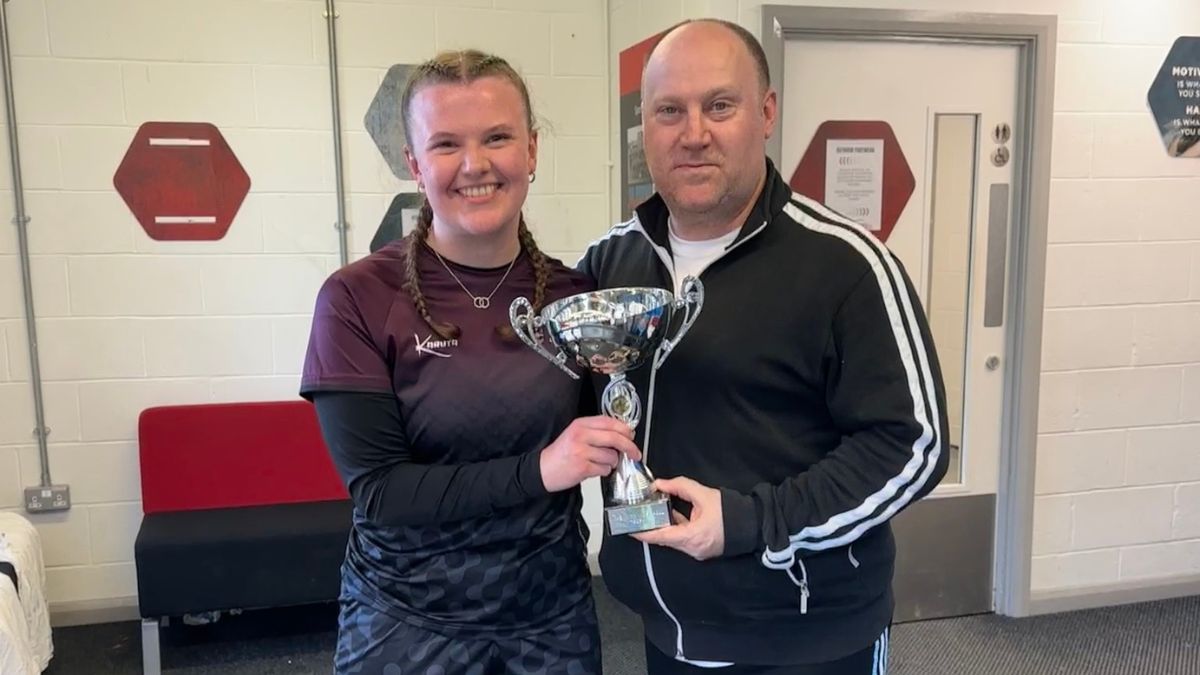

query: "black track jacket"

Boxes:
[578, 159, 950, 666]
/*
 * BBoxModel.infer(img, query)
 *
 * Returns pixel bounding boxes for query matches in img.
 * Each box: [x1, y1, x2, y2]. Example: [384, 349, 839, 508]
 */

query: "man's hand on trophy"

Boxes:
[540, 417, 641, 493]
[632, 477, 725, 560]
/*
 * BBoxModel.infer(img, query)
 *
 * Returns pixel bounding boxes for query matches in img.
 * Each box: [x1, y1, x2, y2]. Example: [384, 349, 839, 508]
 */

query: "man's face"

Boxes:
[640, 23, 777, 223]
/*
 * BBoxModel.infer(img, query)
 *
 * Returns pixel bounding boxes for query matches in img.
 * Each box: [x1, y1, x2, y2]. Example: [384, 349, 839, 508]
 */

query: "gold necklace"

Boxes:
[430, 247, 518, 310]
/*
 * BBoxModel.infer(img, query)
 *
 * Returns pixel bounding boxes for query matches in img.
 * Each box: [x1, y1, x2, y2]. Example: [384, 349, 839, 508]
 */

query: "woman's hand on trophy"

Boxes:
[632, 477, 725, 560]
[540, 417, 641, 493]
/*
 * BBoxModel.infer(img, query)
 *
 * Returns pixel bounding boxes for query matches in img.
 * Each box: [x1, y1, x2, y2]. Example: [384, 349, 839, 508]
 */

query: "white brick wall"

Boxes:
[610, 0, 1200, 600]
[124, 63, 259, 128]
[209, 376, 304, 403]
[3, 0, 613, 608]
[0, 328, 10, 382]
[24, 193, 137, 254]
[0, 448, 22, 510]
[1120, 540, 1200, 580]
[1044, 244, 1191, 307]
[1035, 431, 1125, 495]
[17, 444, 142, 505]
[15, 59, 125, 125]
[438, 8, 552, 73]
[1184, 367, 1200, 421]
[43, 0, 316, 64]
[1032, 550, 1120, 590]
[1126, 426, 1200, 485]
[332, 5, 437, 68]
[43, 563, 137, 605]
[1029, 0, 1200, 592]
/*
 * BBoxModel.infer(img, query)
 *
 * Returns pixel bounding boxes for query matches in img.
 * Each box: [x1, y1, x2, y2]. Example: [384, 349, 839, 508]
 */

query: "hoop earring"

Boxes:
[528, 172, 536, 184]
[417, 183, 425, 193]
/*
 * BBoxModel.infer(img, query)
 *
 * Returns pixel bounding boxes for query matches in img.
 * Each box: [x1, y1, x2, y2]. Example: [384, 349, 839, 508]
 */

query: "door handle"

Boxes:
[983, 183, 1009, 328]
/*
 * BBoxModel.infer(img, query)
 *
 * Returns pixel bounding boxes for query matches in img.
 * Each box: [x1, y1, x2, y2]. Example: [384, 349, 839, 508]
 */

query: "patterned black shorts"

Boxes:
[334, 597, 602, 675]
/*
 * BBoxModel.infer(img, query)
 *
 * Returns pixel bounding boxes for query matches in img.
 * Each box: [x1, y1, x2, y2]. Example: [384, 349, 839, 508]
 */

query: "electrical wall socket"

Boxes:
[24, 485, 71, 513]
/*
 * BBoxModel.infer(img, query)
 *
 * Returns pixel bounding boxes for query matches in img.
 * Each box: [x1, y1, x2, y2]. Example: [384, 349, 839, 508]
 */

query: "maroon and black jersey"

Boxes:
[301, 240, 595, 639]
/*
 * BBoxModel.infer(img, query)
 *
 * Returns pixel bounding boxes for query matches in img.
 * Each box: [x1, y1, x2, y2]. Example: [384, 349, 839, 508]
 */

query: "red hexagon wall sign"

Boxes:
[789, 121, 915, 242]
[113, 122, 251, 241]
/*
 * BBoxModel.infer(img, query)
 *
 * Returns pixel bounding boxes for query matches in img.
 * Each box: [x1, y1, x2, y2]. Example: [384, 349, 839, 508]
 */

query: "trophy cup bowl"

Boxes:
[510, 279, 704, 535]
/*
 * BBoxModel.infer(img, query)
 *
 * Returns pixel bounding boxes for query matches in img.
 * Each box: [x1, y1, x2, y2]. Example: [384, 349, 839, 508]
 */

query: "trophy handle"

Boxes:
[656, 275, 705, 362]
[509, 297, 580, 379]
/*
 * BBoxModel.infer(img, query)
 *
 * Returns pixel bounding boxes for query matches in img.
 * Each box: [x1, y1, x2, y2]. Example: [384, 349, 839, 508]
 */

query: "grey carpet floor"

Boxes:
[42, 580, 1199, 674]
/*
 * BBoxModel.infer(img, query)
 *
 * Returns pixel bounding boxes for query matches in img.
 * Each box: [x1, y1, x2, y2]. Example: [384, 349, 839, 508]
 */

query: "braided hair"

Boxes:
[399, 50, 551, 341]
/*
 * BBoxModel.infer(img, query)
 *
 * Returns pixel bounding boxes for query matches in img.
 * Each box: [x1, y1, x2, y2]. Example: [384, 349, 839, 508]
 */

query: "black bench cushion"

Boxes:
[134, 500, 352, 618]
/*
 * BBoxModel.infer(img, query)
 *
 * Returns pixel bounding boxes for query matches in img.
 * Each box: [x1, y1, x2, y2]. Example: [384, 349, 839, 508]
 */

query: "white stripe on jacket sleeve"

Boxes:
[762, 197, 942, 568]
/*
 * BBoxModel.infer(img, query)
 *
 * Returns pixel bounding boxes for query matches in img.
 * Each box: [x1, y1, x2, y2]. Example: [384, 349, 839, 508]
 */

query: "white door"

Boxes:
[780, 38, 1022, 619]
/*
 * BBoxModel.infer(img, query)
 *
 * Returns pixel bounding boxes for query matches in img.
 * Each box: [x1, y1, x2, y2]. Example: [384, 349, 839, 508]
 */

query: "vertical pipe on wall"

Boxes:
[0, 0, 53, 486]
[604, 0, 614, 231]
[324, 0, 350, 267]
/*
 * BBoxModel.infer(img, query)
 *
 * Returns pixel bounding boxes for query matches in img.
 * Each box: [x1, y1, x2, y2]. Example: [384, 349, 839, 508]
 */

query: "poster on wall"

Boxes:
[113, 122, 251, 241]
[371, 193, 423, 252]
[824, 139, 884, 232]
[1148, 36, 1200, 158]
[618, 32, 666, 221]
[788, 121, 913, 243]
[366, 64, 418, 180]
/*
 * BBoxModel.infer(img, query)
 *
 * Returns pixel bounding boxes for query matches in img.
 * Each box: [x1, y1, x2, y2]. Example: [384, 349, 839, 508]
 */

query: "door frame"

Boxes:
[760, 5, 1056, 619]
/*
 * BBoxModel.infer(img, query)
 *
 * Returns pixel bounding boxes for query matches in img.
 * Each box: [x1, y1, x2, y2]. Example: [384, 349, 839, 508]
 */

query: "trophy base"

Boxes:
[605, 493, 672, 535]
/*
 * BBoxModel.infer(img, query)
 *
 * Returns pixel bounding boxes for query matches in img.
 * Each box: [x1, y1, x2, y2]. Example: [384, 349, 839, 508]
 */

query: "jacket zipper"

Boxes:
[633, 216, 763, 468]
[632, 217, 771, 659]
[786, 557, 810, 614]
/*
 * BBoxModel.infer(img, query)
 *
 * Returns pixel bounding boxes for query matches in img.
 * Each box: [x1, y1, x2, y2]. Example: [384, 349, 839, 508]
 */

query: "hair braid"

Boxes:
[494, 213, 550, 341]
[403, 199, 460, 340]
[517, 215, 549, 312]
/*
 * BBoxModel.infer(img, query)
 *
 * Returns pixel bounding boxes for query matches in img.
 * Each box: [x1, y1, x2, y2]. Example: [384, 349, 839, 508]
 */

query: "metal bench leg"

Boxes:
[141, 617, 162, 675]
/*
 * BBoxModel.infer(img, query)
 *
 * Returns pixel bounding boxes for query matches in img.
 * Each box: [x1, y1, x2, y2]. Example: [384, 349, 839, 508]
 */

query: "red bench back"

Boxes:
[138, 401, 349, 514]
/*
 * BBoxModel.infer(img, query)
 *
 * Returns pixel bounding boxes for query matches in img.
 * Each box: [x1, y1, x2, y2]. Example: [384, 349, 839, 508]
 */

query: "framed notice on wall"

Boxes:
[824, 139, 884, 231]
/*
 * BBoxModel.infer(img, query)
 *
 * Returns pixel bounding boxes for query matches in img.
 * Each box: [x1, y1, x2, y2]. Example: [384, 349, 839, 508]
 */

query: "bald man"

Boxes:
[578, 19, 948, 674]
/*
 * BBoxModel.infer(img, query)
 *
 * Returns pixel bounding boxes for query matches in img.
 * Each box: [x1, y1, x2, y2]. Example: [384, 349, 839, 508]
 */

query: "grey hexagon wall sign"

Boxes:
[371, 192, 422, 252]
[366, 64, 417, 179]
[1147, 36, 1200, 158]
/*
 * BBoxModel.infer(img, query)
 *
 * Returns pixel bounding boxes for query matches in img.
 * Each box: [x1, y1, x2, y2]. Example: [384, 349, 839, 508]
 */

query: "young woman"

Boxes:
[301, 50, 635, 674]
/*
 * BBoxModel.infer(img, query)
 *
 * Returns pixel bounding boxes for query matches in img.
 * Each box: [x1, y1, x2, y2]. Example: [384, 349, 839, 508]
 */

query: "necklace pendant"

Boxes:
[473, 296, 490, 309]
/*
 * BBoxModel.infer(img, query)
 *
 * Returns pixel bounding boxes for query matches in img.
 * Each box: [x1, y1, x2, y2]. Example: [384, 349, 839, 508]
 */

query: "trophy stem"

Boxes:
[601, 374, 641, 430]
[612, 454, 655, 505]
[601, 374, 658, 510]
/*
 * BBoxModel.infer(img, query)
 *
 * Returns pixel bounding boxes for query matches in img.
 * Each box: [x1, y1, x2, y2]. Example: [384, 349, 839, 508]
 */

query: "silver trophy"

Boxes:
[509, 278, 704, 535]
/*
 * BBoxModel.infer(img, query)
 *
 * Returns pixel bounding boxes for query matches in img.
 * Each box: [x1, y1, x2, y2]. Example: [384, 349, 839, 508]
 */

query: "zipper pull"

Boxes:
[787, 558, 811, 614]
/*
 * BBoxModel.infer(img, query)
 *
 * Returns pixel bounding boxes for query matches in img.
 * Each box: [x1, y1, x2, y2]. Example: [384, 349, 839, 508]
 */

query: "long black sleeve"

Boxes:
[723, 264, 950, 564]
[312, 390, 548, 527]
